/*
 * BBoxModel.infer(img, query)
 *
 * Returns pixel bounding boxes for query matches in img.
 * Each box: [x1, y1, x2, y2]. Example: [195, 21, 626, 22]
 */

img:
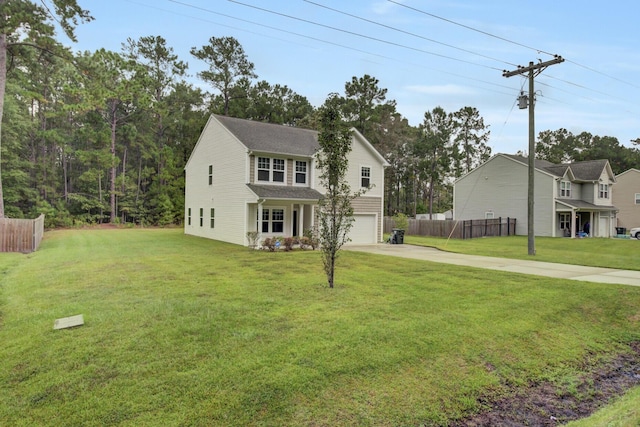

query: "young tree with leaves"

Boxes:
[315, 94, 359, 289]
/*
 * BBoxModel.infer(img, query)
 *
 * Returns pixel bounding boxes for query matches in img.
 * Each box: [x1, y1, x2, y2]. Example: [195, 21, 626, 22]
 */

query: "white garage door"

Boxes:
[348, 214, 377, 244]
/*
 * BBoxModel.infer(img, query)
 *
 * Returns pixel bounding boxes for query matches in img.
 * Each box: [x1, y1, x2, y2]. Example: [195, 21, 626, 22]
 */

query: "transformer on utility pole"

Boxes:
[503, 55, 564, 256]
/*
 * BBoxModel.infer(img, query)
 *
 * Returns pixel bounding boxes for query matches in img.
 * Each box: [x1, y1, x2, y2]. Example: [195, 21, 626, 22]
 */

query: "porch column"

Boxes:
[257, 202, 264, 239]
[299, 204, 304, 237]
[571, 208, 577, 239]
[589, 211, 594, 237]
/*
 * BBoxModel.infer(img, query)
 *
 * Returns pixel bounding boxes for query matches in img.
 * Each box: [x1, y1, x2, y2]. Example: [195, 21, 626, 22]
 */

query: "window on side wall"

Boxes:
[485, 212, 494, 219]
[199, 208, 203, 227]
[188, 208, 191, 226]
[361, 166, 371, 188]
[635, 193, 640, 205]
[208, 165, 213, 185]
[210, 208, 215, 228]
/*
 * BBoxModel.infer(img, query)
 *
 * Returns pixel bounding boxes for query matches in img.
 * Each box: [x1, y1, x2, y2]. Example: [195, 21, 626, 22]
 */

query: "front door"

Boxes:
[293, 210, 298, 237]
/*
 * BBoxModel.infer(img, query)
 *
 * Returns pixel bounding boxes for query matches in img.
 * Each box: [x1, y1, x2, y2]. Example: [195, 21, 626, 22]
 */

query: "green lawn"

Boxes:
[1, 229, 639, 426]
[403, 234, 640, 270]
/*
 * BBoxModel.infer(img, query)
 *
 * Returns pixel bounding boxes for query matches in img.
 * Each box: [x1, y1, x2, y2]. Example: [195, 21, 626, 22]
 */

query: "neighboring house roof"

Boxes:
[498, 154, 613, 182]
[214, 114, 319, 157]
[616, 168, 640, 178]
[247, 184, 323, 201]
[556, 199, 618, 211]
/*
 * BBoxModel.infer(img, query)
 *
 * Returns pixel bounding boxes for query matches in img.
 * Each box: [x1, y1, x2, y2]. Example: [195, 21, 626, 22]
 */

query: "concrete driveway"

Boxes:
[343, 244, 640, 287]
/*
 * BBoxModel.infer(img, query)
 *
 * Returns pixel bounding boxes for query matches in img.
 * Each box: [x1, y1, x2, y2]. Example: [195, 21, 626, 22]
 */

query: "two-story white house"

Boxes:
[184, 115, 389, 246]
[453, 154, 617, 237]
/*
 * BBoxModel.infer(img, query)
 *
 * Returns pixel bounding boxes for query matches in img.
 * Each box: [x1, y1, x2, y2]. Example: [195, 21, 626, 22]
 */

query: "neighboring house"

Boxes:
[613, 168, 640, 231]
[453, 153, 617, 237]
[184, 115, 389, 246]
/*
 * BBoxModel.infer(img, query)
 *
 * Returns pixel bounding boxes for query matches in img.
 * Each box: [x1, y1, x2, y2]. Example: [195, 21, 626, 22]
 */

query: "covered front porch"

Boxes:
[555, 200, 617, 238]
[245, 184, 322, 245]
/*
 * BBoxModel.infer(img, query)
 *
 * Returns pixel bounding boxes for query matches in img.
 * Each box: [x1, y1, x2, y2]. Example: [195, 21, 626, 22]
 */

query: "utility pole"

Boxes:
[503, 55, 564, 256]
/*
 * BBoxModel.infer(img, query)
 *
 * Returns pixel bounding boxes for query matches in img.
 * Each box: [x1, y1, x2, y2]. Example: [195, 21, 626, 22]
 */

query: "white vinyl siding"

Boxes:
[184, 115, 255, 245]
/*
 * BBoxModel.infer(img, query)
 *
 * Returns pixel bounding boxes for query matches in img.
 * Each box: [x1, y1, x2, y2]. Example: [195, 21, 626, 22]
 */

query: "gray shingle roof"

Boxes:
[215, 115, 319, 157]
[247, 184, 322, 201]
[502, 154, 609, 181]
[556, 199, 617, 211]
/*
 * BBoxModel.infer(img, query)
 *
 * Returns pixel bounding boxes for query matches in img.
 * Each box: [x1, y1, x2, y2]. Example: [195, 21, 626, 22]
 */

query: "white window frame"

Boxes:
[257, 156, 286, 184]
[210, 208, 215, 229]
[599, 183, 609, 199]
[361, 166, 371, 188]
[199, 208, 204, 227]
[261, 207, 285, 234]
[635, 193, 640, 205]
[485, 211, 494, 219]
[560, 180, 571, 197]
[208, 165, 213, 186]
[559, 213, 570, 230]
[294, 160, 308, 185]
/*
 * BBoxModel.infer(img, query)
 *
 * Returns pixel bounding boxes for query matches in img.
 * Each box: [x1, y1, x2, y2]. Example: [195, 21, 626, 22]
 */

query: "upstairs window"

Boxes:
[273, 159, 285, 182]
[560, 181, 571, 197]
[257, 157, 285, 183]
[295, 161, 308, 184]
[599, 183, 609, 199]
[208, 165, 213, 185]
[635, 193, 640, 205]
[361, 166, 371, 188]
[187, 208, 191, 226]
[210, 208, 215, 228]
[257, 157, 270, 181]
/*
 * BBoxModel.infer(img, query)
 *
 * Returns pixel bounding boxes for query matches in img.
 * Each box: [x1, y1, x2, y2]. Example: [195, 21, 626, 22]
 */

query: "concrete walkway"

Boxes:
[343, 244, 640, 287]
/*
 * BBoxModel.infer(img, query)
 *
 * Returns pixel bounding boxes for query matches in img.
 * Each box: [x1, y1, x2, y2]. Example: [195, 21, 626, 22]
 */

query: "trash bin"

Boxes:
[392, 228, 405, 244]
[615, 227, 626, 235]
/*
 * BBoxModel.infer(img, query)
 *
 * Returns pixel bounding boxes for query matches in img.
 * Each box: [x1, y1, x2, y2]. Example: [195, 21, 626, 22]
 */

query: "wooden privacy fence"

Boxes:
[0, 214, 45, 253]
[384, 217, 516, 240]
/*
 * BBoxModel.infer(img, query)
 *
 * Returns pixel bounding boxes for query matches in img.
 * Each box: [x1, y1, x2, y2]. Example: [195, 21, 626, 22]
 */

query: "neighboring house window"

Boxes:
[560, 181, 571, 197]
[559, 213, 570, 230]
[485, 212, 494, 219]
[635, 193, 640, 205]
[187, 208, 191, 226]
[361, 166, 371, 188]
[210, 208, 215, 228]
[199, 208, 203, 227]
[295, 161, 307, 184]
[262, 208, 284, 233]
[257, 157, 285, 183]
[599, 183, 609, 199]
[208, 165, 213, 185]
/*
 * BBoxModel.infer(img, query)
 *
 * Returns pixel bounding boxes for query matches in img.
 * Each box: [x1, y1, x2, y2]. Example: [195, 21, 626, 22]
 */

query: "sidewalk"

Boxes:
[343, 244, 640, 287]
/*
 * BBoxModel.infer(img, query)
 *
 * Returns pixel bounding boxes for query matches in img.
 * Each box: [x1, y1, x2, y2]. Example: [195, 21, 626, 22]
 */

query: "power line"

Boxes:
[387, 0, 556, 57]
[226, 0, 505, 72]
[302, 0, 519, 68]
[387, 0, 639, 92]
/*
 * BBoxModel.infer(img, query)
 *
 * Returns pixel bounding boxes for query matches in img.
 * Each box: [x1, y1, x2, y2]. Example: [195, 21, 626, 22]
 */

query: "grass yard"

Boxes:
[1, 228, 639, 426]
[404, 234, 640, 271]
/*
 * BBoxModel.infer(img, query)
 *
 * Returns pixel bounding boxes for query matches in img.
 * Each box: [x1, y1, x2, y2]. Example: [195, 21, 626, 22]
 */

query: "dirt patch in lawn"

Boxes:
[452, 342, 640, 426]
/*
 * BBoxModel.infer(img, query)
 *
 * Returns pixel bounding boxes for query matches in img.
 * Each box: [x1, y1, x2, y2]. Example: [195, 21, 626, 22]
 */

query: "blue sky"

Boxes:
[67, 0, 640, 155]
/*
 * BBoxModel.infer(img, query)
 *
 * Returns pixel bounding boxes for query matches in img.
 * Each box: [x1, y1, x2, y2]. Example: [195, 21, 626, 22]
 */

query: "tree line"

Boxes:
[2, 2, 638, 227]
